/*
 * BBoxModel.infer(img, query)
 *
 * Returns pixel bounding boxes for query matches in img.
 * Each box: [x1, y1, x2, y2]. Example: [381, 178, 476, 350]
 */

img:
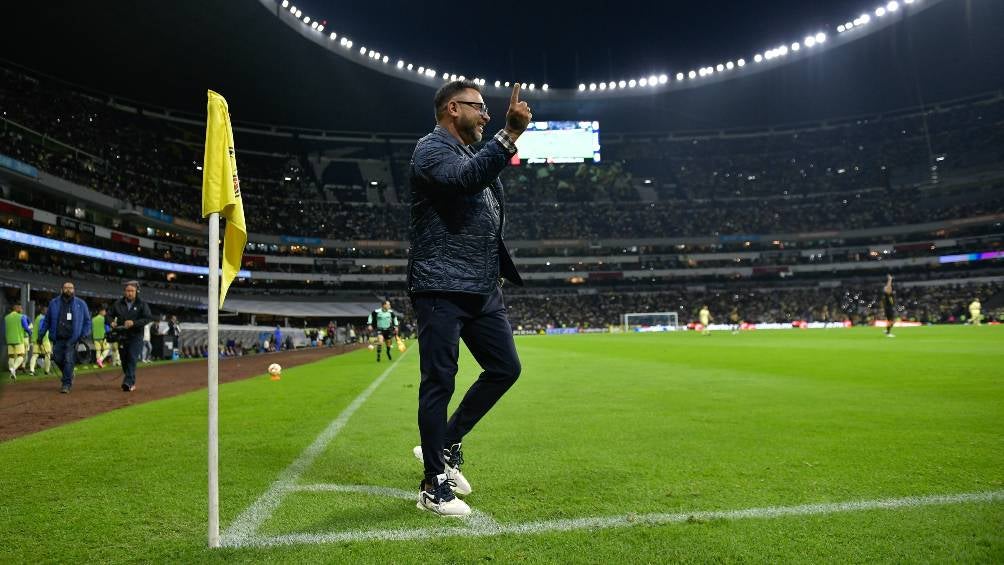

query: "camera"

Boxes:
[105, 325, 131, 343]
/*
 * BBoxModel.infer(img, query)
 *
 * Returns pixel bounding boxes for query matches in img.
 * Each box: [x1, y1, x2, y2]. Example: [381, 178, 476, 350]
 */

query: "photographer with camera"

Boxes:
[109, 281, 153, 392]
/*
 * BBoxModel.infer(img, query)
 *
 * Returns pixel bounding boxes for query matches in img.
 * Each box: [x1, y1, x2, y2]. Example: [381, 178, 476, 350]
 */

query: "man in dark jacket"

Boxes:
[407, 80, 531, 516]
[109, 281, 153, 392]
[40, 281, 91, 393]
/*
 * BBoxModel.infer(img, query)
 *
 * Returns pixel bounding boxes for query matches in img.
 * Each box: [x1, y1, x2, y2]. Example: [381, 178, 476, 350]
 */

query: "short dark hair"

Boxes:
[434, 80, 481, 122]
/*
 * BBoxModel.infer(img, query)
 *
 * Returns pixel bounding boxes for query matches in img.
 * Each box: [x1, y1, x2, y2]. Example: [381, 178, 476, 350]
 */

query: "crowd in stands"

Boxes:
[2, 66, 1003, 244]
[501, 161, 639, 203]
[504, 190, 1003, 239]
[3, 67, 1003, 335]
[609, 94, 1004, 199]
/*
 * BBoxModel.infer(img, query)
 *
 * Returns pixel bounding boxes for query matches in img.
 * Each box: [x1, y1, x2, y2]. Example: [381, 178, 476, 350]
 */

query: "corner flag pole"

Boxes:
[207, 212, 221, 548]
[202, 89, 246, 548]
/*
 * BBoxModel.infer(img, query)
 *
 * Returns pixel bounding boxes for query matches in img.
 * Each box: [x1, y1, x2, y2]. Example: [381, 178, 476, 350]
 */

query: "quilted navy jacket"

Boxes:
[407, 126, 524, 294]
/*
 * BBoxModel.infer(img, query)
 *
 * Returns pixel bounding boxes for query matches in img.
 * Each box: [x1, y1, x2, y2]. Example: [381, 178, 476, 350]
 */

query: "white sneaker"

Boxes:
[886, 333, 896, 338]
[417, 473, 471, 517]
[413, 444, 472, 495]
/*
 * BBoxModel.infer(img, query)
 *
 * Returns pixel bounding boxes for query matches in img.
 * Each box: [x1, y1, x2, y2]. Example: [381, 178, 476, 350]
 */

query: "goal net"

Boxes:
[622, 312, 680, 332]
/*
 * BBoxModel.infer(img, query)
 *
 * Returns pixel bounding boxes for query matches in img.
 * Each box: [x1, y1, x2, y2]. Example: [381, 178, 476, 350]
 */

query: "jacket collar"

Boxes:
[432, 125, 466, 149]
[433, 125, 485, 157]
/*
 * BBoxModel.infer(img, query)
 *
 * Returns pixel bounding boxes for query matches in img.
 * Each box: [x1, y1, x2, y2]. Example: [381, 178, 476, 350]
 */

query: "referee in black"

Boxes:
[407, 80, 530, 516]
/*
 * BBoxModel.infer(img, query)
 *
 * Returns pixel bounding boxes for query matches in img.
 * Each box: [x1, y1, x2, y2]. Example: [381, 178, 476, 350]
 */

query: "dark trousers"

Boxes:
[51, 339, 77, 388]
[119, 336, 143, 387]
[412, 288, 521, 480]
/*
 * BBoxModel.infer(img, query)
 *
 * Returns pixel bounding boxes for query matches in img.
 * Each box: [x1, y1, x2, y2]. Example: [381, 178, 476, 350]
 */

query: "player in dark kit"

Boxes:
[882, 274, 896, 338]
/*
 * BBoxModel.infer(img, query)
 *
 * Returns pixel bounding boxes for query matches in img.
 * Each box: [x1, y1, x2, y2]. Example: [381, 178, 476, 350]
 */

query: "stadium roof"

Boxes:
[3, 0, 1003, 133]
[265, 0, 937, 96]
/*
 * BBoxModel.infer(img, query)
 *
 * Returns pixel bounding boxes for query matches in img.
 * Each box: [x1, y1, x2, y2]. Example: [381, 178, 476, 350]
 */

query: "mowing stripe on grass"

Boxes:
[232, 488, 1004, 547]
[221, 350, 410, 545]
[291, 483, 418, 500]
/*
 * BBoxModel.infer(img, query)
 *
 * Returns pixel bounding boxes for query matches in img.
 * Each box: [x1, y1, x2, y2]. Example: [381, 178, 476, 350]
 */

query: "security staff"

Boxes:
[41, 281, 91, 393]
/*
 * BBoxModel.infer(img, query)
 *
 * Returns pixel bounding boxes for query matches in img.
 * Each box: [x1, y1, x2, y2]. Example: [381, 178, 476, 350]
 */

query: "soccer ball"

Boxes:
[268, 363, 282, 377]
[367, 344, 375, 350]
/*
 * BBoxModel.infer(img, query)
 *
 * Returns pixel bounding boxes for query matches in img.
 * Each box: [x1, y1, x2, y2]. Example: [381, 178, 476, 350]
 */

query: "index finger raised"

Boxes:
[510, 82, 521, 106]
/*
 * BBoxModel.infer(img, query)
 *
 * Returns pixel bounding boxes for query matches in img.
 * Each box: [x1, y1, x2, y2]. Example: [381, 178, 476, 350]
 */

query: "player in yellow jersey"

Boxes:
[699, 305, 712, 336]
[968, 298, 982, 326]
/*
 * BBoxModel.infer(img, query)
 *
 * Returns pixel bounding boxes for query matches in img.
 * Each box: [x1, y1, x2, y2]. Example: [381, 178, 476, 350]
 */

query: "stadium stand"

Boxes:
[1, 63, 1002, 331]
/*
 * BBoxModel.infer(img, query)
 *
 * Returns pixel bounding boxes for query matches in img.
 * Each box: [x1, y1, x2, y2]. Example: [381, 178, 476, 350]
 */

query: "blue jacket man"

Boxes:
[41, 281, 91, 393]
[407, 80, 531, 517]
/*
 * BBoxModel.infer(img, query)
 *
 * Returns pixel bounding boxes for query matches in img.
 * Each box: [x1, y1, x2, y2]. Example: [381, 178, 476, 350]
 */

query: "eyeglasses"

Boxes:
[453, 100, 489, 117]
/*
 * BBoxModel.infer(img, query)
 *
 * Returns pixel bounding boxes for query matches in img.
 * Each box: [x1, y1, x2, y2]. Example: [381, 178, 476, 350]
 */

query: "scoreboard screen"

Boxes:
[513, 121, 600, 164]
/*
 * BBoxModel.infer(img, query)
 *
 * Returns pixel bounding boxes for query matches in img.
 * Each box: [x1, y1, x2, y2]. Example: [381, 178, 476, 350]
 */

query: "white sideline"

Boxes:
[229, 488, 1004, 548]
[221, 349, 410, 545]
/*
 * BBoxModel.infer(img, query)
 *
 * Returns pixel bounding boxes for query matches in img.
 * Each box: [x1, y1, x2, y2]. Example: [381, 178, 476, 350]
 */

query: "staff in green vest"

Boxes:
[30, 304, 52, 376]
[6, 303, 29, 380]
[92, 306, 111, 368]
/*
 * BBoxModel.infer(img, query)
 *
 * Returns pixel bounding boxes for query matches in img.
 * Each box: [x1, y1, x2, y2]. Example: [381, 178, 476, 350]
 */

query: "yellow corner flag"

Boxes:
[201, 90, 247, 307]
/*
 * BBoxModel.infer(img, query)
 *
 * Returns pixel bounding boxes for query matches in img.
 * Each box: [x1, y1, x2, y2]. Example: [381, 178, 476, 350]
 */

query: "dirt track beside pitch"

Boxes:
[0, 345, 360, 441]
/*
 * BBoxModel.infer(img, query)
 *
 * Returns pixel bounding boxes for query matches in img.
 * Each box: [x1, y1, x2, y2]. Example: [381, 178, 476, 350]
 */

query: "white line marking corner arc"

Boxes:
[221, 350, 410, 545]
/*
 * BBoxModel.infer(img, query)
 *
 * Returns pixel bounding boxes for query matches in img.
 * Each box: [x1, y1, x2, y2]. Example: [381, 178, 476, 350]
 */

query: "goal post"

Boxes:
[622, 312, 680, 332]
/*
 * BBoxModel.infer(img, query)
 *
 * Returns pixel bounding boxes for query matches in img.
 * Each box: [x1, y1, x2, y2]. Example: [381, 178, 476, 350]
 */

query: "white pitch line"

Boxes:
[290, 483, 502, 532]
[229, 489, 1004, 548]
[221, 350, 410, 546]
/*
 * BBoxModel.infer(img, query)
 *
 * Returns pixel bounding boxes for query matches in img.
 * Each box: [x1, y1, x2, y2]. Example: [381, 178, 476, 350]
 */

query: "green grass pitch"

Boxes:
[1, 326, 1002, 563]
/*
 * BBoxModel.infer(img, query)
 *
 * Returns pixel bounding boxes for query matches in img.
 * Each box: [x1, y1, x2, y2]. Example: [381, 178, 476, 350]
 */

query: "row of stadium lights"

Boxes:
[280, 0, 917, 93]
